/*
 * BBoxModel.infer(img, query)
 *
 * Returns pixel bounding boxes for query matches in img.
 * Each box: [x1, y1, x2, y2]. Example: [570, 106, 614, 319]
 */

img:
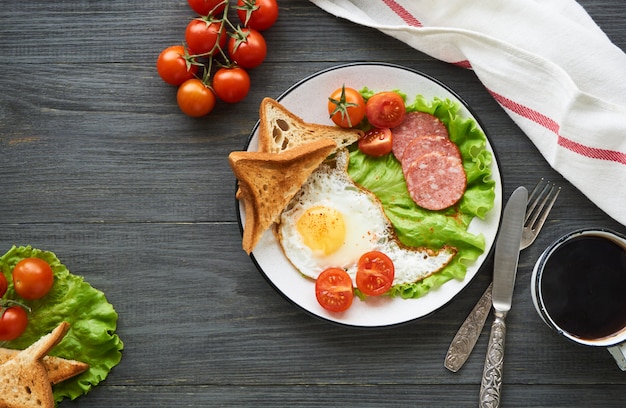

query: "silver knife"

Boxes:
[479, 186, 528, 408]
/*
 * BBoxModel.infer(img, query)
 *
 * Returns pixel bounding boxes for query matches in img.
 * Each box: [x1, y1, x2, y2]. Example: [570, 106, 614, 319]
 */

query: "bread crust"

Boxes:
[229, 138, 337, 253]
[258, 98, 362, 153]
[0, 322, 71, 408]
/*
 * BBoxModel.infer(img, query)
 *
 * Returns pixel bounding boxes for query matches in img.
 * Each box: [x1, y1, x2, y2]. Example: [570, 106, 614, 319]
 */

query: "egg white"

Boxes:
[277, 150, 456, 286]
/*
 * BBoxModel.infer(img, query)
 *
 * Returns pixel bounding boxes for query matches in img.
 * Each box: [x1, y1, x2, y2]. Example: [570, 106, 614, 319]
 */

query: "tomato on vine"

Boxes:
[228, 28, 267, 69]
[177, 78, 217, 117]
[156, 45, 199, 86]
[212, 67, 250, 103]
[187, 0, 227, 16]
[0, 306, 28, 341]
[185, 18, 227, 55]
[328, 85, 366, 128]
[236, 0, 279, 31]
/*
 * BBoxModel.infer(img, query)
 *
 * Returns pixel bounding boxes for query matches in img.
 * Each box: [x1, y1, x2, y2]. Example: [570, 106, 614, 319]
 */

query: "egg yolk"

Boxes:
[296, 206, 346, 255]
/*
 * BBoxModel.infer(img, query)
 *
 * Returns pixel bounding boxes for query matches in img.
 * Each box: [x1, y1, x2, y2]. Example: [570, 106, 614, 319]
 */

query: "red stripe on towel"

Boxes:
[382, 0, 422, 27]
[489, 89, 626, 165]
[557, 137, 626, 164]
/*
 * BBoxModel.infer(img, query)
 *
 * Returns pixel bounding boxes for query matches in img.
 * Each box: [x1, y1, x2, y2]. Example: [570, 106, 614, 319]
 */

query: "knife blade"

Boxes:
[479, 186, 528, 408]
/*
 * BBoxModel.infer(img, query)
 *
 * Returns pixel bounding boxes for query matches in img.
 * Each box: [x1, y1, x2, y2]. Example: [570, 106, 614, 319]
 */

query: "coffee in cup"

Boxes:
[531, 228, 626, 369]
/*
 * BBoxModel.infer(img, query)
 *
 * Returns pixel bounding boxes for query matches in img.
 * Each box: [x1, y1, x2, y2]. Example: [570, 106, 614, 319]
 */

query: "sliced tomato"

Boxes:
[365, 91, 406, 128]
[356, 251, 395, 296]
[327, 86, 366, 128]
[315, 268, 354, 312]
[358, 127, 393, 157]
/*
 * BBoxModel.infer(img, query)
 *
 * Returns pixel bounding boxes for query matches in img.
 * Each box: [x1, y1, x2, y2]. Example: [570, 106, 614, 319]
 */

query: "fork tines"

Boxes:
[525, 178, 561, 229]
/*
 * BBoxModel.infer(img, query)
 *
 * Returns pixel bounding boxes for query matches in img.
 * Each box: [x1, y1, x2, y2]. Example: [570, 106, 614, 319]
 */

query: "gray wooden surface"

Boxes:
[1, 1, 625, 406]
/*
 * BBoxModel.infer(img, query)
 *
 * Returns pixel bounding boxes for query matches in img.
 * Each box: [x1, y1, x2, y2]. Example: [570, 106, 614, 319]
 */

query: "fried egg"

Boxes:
[277, 150, 456, 285]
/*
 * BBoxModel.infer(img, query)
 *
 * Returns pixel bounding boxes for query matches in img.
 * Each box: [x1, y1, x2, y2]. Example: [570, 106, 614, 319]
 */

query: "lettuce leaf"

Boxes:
[0, 246, 123, 403]
[348, 93, 496, 298]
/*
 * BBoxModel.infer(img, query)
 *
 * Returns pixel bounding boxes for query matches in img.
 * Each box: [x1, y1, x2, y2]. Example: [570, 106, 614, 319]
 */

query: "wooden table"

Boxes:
[1, 1, 625, 406]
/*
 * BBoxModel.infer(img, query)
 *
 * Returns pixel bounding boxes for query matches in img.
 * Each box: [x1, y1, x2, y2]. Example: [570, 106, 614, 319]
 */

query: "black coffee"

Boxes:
[540, 235, 626, 340]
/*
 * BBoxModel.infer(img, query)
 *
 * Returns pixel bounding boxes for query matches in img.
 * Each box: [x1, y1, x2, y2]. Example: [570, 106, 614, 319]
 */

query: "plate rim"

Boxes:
[235, 61, 503, 329]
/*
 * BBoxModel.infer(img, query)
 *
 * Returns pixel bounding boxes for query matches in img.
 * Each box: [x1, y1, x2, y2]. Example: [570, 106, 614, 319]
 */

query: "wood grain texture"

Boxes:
[1, 0, 626, 406]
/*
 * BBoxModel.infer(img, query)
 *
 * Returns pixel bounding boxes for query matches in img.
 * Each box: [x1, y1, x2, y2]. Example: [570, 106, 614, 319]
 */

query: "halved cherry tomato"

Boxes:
[0, 306, 28, 341]
[12, 258, 54, 300]
[228, 28, 267, 69]
[328, 86, 366, 128]
[236, 0, 279, 31]
[185, 19, 227, 55]
[156, 45, 199, 86]
[358, 127, 393, 157]
[356, 251, 395, 296]
[212, 67, 251, 103]
[315, 268, 354, 312]
[187, 0, 226, 16]
[0, 273, 7, 298]
[365, 91, 406, 128]
[177, 78, 217, 117]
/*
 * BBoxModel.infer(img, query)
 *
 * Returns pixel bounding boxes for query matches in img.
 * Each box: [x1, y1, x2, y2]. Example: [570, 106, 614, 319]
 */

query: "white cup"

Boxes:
[530, 228, 626, 370]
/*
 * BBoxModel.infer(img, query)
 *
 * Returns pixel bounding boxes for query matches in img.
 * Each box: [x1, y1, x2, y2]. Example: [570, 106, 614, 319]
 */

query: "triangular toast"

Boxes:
[0, 348, 88, 385]
[229, 138, 337, 253]
[0, 322, 70, 408]
[258, 98, 362, 153]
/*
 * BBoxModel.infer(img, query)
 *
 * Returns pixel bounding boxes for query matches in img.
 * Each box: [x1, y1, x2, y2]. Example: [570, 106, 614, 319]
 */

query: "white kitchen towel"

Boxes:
[310, 0, 626, 226]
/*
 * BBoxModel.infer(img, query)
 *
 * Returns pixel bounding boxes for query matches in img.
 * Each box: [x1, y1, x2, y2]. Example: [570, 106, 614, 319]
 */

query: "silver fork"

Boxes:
[444, 179, 560, 372]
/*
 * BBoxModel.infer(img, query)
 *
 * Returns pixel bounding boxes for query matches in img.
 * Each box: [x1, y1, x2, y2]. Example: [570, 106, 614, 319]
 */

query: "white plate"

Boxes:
[239, 62, 502, 328]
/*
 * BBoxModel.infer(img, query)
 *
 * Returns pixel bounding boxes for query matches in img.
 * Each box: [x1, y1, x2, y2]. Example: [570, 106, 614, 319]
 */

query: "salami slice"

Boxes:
[391, 111, 449, 160]
[404, 152, 466, 211]
[401, 134, 462, 175]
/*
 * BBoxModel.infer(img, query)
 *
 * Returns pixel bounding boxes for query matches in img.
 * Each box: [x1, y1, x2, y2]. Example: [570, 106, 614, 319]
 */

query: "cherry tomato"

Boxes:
[185, 19, 227, 55]
[0, 274, 7, 298]
[177, 78, 217, 117]
[356, 251, 395, 297]
[359, 127, 393, 157]
[156, 45, 199, 86]
[12, 258, 54, 300]
[187, 0, 226, 16]
[0, 306, 28, 341]
[365, 91, 406, 128]
[315, 268, 354, 312]
[327, 86, 366, 128]
[212, 67, 250, 103]
[236, 0, 279, 31]
[228, 28, 267, 69]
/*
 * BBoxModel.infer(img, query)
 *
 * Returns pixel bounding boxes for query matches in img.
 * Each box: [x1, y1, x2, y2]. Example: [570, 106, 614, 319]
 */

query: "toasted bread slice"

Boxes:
[258, 97, 363, 153]
[0, 322, 70, 408]
[0, 348, 89, 385]
[229, 138, 337, 254]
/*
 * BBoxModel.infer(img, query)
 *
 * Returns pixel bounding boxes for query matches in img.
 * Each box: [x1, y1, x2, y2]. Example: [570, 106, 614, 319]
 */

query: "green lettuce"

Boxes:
[348, 92, 496, 298]
[0, 246, 123, 403]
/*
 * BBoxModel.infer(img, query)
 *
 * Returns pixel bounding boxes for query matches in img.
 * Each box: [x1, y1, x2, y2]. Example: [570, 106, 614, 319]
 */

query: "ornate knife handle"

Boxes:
[444, 283, 493, 372]
[479, 311, 507, 408]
